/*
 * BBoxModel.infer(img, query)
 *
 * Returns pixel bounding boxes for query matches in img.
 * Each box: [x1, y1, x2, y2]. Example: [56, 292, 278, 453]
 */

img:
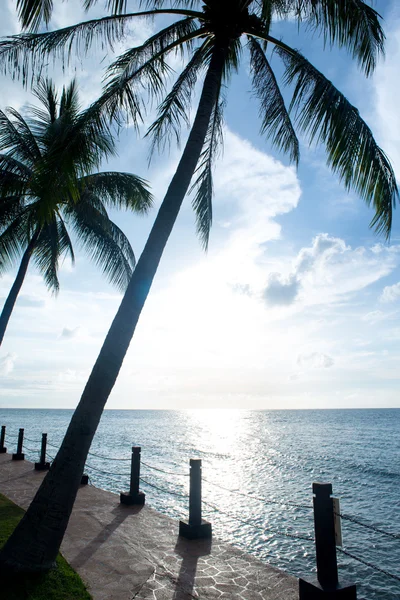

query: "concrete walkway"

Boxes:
[0, 454, 299, 600]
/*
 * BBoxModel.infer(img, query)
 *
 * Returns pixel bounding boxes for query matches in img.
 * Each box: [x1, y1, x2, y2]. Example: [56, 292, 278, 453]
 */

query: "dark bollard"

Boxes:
[35, 434, 50, 471]
[179, 458, 212, 540]
[12, 428, 25, 461]
[299, 483, 357, 599]
[0, 426, 7, 453]
[81, 474, 89, 485]
[120, 446, 145, 505]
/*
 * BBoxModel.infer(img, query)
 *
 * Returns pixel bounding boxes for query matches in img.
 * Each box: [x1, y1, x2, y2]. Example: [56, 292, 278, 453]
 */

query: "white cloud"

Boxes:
[0, 352, 16, 375]
[380, 282, 400, 303]
[263, 273, 300, 306]
[259, 234, 399, 309]
[295, 234, 345, 274]
[60, 326, 80, 340]
[297, 352, 334, 369]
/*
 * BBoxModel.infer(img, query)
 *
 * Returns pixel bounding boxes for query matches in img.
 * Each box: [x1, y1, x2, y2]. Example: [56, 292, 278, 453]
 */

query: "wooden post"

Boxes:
[299, 482, 357, 599]
[12, 428, 25, 461]
[0, 426, 6, 453]
[120, 446, 145, 505]
[35, 433, 50, 471]
[179, 458, 212, 540]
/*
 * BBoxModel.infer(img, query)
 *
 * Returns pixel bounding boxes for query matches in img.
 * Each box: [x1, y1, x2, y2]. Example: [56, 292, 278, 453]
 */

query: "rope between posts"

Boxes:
[87, 451, 131, 461]
[24, 436, 41, 444]
[336, 512, 400, 540]
[202, 500, 314, 542]
[139, 476, 188, 499]
[22, 445, 39, 453]
[46, 441, 61, 449]
[337, 548, 400, 583]
[84, 463, 128, 478]
[141, 460, 189, 477]
[202, 478, 311, 511]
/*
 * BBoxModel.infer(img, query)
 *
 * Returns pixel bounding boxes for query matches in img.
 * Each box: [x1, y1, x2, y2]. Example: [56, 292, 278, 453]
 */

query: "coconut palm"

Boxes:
[0, 0, 397, 571]
[0, 77, 152, 345]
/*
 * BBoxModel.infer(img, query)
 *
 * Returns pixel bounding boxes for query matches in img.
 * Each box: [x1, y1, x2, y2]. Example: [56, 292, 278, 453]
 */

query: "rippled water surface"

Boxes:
[0, 408, 399, 600]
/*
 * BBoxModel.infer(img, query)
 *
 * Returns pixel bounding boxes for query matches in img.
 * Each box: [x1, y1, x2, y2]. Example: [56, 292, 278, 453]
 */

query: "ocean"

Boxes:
[0, 408, 399, 600]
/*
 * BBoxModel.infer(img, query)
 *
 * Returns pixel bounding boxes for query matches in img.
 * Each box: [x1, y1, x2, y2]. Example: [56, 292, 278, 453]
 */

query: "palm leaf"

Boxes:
[248, 36, 299, 164]
[64, 198, 135, 291]
[276, 42, 397, 236]
[6, 108, 42, 162]
[0, 169, 28, 200]
[2, 7, 202, 85]
[78, 172, 153, 212]
[84, 0, 128, 14]
[33, 218, 74, 292]
[0, 14, 135, 86]
[0, 109, 39, 167]
[147, 37, 213, 153]
[17, 0, 53, 32]
[101, 24, 205, 124]
[0, 211, 30, 273]
[292, 0, 385, 76]
[0, 154, 32, 180]
[189, 86, 225, 249]
[0, 195, 27, 230]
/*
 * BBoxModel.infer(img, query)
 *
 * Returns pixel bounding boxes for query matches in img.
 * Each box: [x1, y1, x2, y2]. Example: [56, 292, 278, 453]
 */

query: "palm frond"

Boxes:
[248, 35, 299, 164]
[0, 195, 26, 230]
[276, 42, 397, 236]
[33, 218, 73, 292]
[65, 198, 135, 291]
[138, 1, 201, 9]
[0, 212, 30, 273]
[101, 21, 204, 124]
[17, 0, 53, 32]
[0, 170, 28, 200]
[0, 14, 133, 86]
[291, 0, 385, 76]
[6, 108, 42, 162]
[189, 86, 225, 250]
[84, 0, 128, 13]
[0, 154, 32, 180]
[147, 37, 213, 153]
[1, 6, 202, 85]
[78, 172, 153, 212]
[0, 109, 39, 167]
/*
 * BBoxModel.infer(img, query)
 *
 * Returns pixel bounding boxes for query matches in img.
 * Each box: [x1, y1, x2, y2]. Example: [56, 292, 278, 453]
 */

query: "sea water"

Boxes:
[0, 408, 398, 600]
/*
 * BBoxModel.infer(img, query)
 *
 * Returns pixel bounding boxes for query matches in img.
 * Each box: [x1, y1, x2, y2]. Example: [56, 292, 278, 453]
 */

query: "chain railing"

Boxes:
[1, 423, 399, 597]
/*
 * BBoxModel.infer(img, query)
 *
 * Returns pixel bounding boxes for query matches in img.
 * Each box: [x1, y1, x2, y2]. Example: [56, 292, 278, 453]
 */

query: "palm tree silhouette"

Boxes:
[0, 78, 152, 344]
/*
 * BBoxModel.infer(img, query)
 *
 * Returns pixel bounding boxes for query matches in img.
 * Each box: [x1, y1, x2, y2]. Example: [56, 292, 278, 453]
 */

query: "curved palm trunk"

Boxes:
[0, 47, 226, 572]
[0, 233, 39, 346]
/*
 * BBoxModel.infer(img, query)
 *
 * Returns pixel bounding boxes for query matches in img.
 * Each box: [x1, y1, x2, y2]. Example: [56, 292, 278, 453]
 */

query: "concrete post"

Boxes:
[120, 446, 145, 505]
[0, 426, 7, 453]
[179, 458, 212, 540]
[35, 433, 50, 471]
[12, 428, 25, 460]
[299, 482, 357, 599]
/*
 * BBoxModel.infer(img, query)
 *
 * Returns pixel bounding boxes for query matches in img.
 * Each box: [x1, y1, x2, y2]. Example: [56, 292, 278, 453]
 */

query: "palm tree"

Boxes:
[0, 77, 152, 345]
[0, 0, 397, 571]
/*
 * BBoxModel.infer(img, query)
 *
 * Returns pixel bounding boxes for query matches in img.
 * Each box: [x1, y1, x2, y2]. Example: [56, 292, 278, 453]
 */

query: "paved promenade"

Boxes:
[0, 454, 299, 600]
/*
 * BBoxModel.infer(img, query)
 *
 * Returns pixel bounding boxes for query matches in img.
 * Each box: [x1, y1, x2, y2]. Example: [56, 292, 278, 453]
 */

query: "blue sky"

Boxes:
[1, 0, 400, 409]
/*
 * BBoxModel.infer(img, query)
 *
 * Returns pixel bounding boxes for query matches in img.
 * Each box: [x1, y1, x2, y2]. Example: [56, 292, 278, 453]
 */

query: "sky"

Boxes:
[1, 0, 400, 410]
